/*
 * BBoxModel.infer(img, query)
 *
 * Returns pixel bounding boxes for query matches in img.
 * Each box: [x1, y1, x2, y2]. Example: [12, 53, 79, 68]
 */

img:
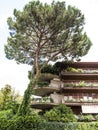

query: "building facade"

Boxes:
[31, 62, 98, 114]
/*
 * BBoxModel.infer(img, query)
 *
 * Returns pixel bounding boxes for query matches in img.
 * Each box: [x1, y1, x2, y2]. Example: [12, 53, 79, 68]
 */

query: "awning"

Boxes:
[82, 105, 98, 113]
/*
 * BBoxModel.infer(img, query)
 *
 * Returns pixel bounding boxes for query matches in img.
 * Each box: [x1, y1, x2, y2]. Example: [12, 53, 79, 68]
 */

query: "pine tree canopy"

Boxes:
[5, 0, 92, 76]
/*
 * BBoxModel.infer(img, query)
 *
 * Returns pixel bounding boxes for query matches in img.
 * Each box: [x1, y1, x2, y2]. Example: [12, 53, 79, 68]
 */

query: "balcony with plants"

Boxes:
[63, 67, 98, 73]
[63, 81, 98, 88]
[31, 91, 98, 110]
[60, 67, 98, 81]
[31, 62, 98, 113]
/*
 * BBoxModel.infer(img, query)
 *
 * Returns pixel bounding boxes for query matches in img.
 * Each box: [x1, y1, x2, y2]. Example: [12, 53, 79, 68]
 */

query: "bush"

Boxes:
[0, 109, 13, 119]
[0, 116, 98, 130]
[8, 115, 41, 130]
[38, 122, 98, 130]
[78, 114, 94, 122]
[33, 64, 60, 75]
[0, 113, 42, 130]
[36, 81, 49, 87]
[0, 117, 8, 130]
[95, 114, 98, 120]
[38, 122, 73, 130]
[41, 64, 61, 75]
[76, 123, 97, 130]
[44, 104, 77, 122]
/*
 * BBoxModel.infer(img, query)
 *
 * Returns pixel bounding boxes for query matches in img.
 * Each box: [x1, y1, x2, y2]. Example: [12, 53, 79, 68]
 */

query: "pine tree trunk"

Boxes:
[35, 52, 40, 79]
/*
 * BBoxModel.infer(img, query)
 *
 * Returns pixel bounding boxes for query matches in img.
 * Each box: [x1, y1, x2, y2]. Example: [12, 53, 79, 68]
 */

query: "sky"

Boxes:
[0, 0, 98, 95]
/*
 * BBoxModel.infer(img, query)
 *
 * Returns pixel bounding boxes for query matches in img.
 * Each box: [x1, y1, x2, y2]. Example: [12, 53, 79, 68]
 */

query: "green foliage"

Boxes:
[38, 122, 67, 130]
[0, 84, 21, 114]
[28, 68, 58, 87]
[0, 110, 97, 130]
[0, 109, 13, 119]
[44, 104, 77, 122]
[17, 81, 33, 116]
[36, 81, 49, 87]
[0, 84, 12, 110]
[0, 114, 41, 130]
[78, 114, 94, 122]
[38, 122, 98, 130]
[76, 123, 98, 130]
[34, 73, 50, 87]
[95, 115, 98, 120]
[41, 64, 61, 75]
[5, 0, 92, 78]
[17, 70, 36, 116]
[66, 67, 78, 72]
[77, 81, 86, 87]
[65, 67, 84, 73]
[0, 116, 98, 130]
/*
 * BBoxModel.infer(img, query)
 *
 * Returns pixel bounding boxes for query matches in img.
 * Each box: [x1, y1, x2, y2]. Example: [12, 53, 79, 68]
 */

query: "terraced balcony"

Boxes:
[31, 62, 98, 114]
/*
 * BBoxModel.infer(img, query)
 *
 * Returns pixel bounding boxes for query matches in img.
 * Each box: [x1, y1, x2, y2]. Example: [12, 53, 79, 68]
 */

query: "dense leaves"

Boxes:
[44, 104, 77, 122]
[0, 84, 21, 113]
[0, 116, 98, 130]
[5, 0, 92, 77]
[17, 71, 34, 116]
[4, 0, 92, 119]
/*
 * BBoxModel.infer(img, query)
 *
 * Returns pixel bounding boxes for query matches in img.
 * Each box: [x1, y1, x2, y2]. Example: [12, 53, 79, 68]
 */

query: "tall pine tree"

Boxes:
[5, 1, 92, 115]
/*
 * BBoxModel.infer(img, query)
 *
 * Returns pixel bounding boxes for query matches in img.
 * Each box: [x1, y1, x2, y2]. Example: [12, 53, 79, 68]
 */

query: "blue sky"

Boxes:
[0, 0, 98, 95]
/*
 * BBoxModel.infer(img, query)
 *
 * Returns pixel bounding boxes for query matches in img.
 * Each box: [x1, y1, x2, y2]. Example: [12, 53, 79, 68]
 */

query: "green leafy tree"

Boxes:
[0, 84, 12, 110]
[0, 84, 21, 113]
[4, 1, 92, 115]
[5, 0, 92, 78]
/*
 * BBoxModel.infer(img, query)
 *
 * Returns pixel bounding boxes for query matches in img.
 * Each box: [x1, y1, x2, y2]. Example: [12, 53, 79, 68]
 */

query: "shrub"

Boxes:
[38, 122, 98, 130]
[83, 115, 94, 122]
[44, 104, 77, 122]
[76, 123, 97, 130]
[0, 109, 13, 119]
[36, 81, 49, 87]
[12, 115, 41, 129]
[41, 64, 61, 75]
[38, 122, 71, 130]
[33, 64, 61, 76]
[66, 67, 78, 73]
[0, 114, 42, 130]
[0, 117, 8, 130]
[0, 117, 98, 130]
[95, 114, 98, 120]
[78, 114, 94, 122]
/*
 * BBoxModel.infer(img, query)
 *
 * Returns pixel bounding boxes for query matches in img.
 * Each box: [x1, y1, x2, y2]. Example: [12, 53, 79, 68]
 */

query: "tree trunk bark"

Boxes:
[35, 52, 40, 79]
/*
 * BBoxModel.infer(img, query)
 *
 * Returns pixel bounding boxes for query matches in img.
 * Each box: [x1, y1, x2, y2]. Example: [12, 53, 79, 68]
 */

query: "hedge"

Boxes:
[0, 116, 41, 130]
[0, 116, 98, 130]
[37, 122, 98, 130]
